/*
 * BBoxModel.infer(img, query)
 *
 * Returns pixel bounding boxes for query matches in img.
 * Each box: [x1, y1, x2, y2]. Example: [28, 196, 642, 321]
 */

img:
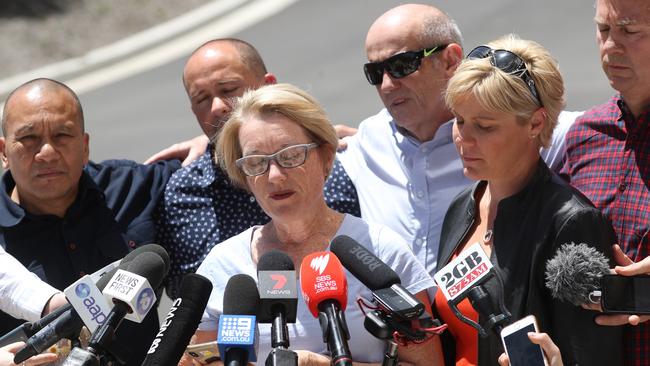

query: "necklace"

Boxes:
[483, 229, 494, 243]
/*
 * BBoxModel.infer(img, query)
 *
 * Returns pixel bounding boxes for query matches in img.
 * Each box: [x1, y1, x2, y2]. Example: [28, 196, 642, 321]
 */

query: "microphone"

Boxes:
[0, 304, 69, 348]
[91, 252, 167, 349]
[330, 235, 424, 320]
[300, 252, 352, 366]
[142, 273, 213, 366]
[12, 265, 125, 364]
[257, 250, 298, 366]
[11, 244, 170, 363]
[2, 243, 171, 346]
[218, 274, 260, 366]
[545, 242, 610, 306]
[434, 242, 511, 337]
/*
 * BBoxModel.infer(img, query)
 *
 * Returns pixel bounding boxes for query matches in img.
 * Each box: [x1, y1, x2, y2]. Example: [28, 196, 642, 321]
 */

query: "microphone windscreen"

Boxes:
[223, 274, 261, 315]
[258, 250, 295, 271]
[124, 244, 171, 275]
[141, 273, 213, 366]
[96, 258, 133, 290]
[127, 252, 169, 290]
[299, 252, 348, 317]
[545, 242, 610, 305]
[330, 235, 401, 290]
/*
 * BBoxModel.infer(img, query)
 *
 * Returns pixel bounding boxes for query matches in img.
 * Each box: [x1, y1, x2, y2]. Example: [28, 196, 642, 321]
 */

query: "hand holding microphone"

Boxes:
[545, 242, 650, 326]
[1, 342, 58, 366]
[595, 245, 650, 326]
[572, 244, 650, 326]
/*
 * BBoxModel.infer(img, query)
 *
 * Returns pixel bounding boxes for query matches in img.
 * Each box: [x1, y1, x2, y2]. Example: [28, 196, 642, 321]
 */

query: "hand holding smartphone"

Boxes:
[600, 274, 650, 314]
[185, 341, 221, 364]
[500, 315, 548, 366]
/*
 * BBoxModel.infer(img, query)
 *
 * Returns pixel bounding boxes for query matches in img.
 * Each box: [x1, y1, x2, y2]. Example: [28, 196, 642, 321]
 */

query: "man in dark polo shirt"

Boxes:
[0, 78, 179, 365]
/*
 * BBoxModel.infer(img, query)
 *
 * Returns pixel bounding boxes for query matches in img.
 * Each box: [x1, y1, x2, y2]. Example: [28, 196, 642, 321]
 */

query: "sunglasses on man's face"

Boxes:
[466, 45, 543, 106]
[363, 44, 448, 85]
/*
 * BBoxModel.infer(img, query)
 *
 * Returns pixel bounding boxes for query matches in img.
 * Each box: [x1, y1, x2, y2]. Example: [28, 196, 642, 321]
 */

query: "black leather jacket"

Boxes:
[435, 160, 623, 366]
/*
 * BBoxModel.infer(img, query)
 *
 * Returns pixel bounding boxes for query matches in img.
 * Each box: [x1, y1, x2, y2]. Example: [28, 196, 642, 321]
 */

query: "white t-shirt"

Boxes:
[196, 214, 435, 363]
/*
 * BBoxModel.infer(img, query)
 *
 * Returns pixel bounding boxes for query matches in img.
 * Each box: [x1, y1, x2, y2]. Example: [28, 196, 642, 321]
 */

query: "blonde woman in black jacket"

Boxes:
[433, 35, 623, 366]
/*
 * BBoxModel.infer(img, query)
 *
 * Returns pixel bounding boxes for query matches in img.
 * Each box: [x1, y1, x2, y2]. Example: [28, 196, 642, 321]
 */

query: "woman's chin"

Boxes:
[462, 167, 485, 181]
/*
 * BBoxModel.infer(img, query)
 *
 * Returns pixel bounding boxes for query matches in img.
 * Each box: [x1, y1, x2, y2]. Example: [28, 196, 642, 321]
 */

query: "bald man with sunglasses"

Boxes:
[337, 4, 574, 279]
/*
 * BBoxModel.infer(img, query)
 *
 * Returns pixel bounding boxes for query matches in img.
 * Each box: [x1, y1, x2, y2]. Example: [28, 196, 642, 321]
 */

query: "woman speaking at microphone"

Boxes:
[186, 83, 441, 365]
[433, 35, 623, 366]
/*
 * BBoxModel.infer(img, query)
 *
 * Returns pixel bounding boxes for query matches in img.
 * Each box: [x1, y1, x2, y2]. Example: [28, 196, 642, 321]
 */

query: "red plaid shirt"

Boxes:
[561, 94, 650, 366]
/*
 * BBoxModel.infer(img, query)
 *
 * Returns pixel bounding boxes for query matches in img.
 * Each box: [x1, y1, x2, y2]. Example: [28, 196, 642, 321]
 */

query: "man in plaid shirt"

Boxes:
[561, 0, 650, 364]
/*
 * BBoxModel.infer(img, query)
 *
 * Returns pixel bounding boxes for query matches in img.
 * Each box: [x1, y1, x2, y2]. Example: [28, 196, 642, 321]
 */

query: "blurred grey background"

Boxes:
[1, 0, 611, 163]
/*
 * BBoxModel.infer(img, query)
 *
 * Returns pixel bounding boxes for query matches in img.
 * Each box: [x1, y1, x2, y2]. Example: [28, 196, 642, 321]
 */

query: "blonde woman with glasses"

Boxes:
[188, 83, 442, 366]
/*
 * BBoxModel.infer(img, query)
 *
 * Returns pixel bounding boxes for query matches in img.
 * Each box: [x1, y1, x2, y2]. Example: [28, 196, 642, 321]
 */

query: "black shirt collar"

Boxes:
[0, 169, 104, 227]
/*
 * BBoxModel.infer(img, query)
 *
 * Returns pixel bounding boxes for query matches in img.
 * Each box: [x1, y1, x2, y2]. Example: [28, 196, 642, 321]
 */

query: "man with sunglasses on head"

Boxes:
[153, 38, 361, 298]
[337, 4, 573, 279]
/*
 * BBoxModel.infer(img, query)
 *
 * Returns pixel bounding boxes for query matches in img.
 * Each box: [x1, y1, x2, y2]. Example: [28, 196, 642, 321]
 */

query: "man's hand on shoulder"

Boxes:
[333, 124, 358, 151]
[145, 135, 209, 167]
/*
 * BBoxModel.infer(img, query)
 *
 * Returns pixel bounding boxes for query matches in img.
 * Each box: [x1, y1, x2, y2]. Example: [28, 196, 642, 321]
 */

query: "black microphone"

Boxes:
[257, 250, 298, 366]
[2, 243, 170, 347]
[329, 234, 442, 365]
[12, 265, 125, 364]
[58, 252, 168, 366]
[142, 273, 212, 366]
[330, 235, 424, 320]
[0, 304, 70, 347]
[545, 242, 610, 306]
[88, 252, 167, 355]
[218, 274, 260, 366]
[12, 244, 170, 363]
[60, 251, 168, 366]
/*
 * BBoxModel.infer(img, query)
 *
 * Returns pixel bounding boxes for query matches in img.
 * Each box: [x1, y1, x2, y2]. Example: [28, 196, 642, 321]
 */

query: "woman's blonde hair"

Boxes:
[445, 34, 565, 147]
[216, 83, 338, 189]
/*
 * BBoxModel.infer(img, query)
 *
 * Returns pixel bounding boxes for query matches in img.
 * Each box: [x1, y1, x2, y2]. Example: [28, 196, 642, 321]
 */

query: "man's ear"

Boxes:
[0, 137, 8, 170]
[264, 73, 277, 85]
[82, 133, 90, 165]
[442, 43, 464, 77]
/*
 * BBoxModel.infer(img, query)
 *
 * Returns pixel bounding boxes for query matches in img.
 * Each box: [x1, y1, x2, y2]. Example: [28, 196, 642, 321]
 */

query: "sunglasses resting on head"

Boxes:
[466, 45, 543, 107]
[363, 44, 448, 85]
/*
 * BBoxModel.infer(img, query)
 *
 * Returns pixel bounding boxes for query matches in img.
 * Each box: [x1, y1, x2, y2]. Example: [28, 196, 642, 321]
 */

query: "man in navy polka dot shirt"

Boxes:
[155, 39, 361, 297]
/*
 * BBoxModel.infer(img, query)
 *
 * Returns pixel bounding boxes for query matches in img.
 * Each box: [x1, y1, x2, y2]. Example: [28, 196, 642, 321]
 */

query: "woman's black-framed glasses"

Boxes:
[466, 45, 543, 107]
[236, 143, 319, 177]
[363, 44, 448, 85]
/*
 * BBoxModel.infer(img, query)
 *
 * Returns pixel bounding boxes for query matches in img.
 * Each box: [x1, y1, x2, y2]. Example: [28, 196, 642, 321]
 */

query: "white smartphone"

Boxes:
[185, 341, 221, 364]
[500, 315, 548, 366]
